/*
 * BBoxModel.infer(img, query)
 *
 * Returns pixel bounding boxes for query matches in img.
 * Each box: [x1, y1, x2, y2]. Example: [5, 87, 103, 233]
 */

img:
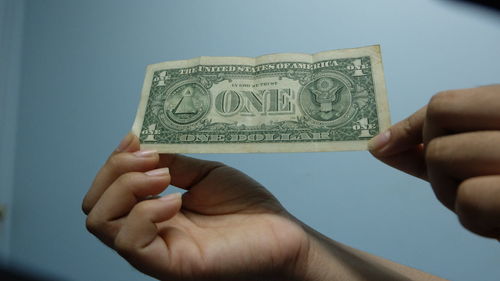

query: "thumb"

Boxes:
[368, 106, 428, 180]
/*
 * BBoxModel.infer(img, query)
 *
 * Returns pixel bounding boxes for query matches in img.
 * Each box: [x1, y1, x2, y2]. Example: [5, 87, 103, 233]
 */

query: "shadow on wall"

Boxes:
[446, 0, 500, 11]
[1, 263, 64, 281]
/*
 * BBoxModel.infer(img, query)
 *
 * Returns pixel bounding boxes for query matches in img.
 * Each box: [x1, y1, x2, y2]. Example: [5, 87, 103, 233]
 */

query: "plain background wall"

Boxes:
[2, 0, 500, 280]
[0, 0, 23, 261]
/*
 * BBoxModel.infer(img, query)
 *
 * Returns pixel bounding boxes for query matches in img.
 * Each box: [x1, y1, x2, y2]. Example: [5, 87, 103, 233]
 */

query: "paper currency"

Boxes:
[132, 45, 390, 153]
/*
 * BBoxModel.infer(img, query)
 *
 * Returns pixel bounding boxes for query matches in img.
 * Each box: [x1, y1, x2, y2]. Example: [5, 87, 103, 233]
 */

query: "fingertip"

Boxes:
[157, 193, 183, 219]
[124, 133, 141, 153]
[368, 129, 391, 155]
[134, 193, 181, 224]
[142, 168, 172, 195]
[145, 167, 170, 177]
[159, 192, 182, 202]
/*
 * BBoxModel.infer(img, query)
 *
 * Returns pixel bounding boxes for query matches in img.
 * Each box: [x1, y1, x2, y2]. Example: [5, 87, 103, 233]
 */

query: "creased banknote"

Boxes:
[132, 45, 390, 153]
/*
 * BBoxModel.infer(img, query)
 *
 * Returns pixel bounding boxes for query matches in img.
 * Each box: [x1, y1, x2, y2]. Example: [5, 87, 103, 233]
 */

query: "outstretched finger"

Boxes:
[114, 193, 182, 277]
[369, 107, 427, 180]
[86, 168, 171, 246]
[82, 133, 159, 215]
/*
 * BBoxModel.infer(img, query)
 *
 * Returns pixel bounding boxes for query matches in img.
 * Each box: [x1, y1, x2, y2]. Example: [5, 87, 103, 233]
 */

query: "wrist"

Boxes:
[288, 222, 343, 281]
[291, 222, 446, 281]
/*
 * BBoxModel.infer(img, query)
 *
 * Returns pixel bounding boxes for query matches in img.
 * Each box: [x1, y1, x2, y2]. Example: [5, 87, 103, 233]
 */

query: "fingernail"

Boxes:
[133, 149, 157, 158]
[116, 133, 133, 152]
[159, 192, 181, 202]
[368, 130, 391, 152]
[145, 167, 170, 176]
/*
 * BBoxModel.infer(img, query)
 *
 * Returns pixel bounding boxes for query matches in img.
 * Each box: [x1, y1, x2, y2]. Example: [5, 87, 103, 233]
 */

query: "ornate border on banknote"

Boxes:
[132, 45, 390, 153]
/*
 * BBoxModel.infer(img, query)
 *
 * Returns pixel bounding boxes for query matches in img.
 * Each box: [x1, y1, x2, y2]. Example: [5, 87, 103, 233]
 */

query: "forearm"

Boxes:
[296, 224, 447, 281]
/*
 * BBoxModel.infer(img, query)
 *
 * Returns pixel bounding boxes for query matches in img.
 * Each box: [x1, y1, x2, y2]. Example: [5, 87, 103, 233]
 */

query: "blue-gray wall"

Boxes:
[0, 0, 23, 262]
[6, 0, 500, 280]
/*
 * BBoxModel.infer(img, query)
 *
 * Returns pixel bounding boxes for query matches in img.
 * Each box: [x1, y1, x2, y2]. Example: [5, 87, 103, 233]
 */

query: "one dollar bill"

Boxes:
[132, 45, 390, 153]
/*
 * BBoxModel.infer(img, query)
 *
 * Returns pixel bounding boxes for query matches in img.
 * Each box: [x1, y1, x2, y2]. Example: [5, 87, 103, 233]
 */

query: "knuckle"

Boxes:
[456, 207, 484, 237]
[85, 213, 119, 246]
[107, 153, 158, 177]
[455, 180, 482, 224]
[425, 138, 445, 166]
[207, 160, 225, 170]
[115, 171, 142, 188]
[455, 180, 496, 237]
[456, 212, 478, 235]
[208, 163, 236, 179]
[427, 90, 459, 121]
[106, 153, 127, 172]
[431, 89, 460, 104]
[81, 199, 91, 215]
[131, 201, 153, 217]
[430, 182, 454, 210]
[401, 116, 417, 138]
[456, 179, 474, 208]
[85, 213, 101, 235]
[191, 160, 228, 184]
[114, 234, 135, 258]
[114, 202, 154, 256]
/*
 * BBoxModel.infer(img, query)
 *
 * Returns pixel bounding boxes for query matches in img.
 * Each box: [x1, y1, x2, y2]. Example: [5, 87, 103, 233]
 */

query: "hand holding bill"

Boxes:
[82, 134, 312, 281]
[369, 85, 500, 239]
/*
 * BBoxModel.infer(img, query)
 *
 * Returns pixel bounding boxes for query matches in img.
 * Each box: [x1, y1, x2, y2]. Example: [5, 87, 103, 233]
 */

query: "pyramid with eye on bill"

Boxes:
[174, 87, 198, 115]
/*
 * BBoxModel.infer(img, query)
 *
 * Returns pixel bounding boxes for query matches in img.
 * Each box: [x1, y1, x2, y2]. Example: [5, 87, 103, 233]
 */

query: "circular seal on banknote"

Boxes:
[298, 72, 356, 127]
[160, 80, 211, 130]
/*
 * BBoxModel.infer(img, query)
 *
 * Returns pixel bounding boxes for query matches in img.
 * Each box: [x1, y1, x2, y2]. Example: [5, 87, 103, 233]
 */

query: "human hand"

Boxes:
[368, 85, 500, 239]
[82, 134, 311, 281]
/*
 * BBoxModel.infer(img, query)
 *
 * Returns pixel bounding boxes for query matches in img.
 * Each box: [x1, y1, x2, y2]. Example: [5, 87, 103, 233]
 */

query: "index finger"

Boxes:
[423, 85, 500, 139]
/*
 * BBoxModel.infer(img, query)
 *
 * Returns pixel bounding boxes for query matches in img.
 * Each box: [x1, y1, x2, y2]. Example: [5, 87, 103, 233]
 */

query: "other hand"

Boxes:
[369, 85, 500, 239]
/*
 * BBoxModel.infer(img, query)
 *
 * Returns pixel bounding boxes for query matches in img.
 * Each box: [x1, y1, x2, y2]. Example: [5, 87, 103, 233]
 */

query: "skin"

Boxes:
[83, 136, 307, 281]
[83, 134, 445, 281]
[82, 85, 500, 281]
[368, 85, 500, 239]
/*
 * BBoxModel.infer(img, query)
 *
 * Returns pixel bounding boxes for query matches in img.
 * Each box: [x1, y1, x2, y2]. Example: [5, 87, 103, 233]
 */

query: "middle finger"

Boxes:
[426, 131, 500, 209]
